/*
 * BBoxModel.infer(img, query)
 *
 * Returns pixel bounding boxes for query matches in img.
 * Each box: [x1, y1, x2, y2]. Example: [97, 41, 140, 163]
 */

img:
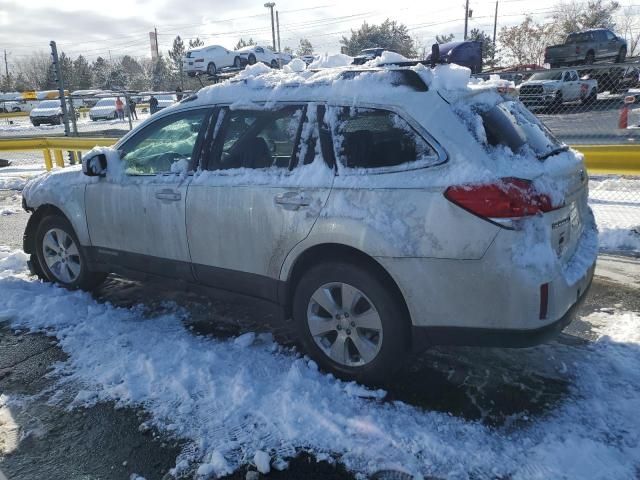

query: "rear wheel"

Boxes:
[34, 215, 106, 290]
[233, 56, 242, 68]
[293, 261, 409, 384]
[207, 62, 217, 75]
[585, 51, 595, 65]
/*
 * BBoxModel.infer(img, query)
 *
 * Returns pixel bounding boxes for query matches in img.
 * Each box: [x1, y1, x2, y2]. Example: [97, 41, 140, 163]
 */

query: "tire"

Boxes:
[270, 59, 278, 69]
[233, 56, 242, 68]
[616, 47, 626, 63]
[11, 107, 20, 113]
[56, 115, 63, 125]
[248, 54, 257, 65]
[207, 62, 217, 75]
[549, 91, 563, 112]
[293, 261, 409, 384]
[585, 51, 595, 65]
[32, 121, 39, 127]
[33, 215, 106, 291]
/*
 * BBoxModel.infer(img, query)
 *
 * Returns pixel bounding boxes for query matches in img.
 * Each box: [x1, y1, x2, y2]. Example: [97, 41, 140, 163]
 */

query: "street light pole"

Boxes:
[464, 0, 470, 40]
[264, 2, 276, 51]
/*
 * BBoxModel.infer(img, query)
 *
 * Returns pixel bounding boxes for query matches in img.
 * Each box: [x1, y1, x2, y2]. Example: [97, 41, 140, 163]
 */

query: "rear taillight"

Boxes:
[444, 178, 556, 219]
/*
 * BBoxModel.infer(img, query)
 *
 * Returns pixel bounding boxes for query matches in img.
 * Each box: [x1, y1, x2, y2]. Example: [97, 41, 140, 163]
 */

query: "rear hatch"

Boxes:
[449, 94, 590, 268]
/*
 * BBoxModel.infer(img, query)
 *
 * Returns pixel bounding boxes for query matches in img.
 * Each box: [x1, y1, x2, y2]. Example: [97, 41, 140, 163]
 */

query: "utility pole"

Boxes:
[276, 11, 281, 52]
[492, 0, 498, 54]
[464, 0, 470, 40]
[3, 49, 8, 78]
[49, 41, 70, 138]
[264, 2, 276, 52]
[154, 27, 160, 59]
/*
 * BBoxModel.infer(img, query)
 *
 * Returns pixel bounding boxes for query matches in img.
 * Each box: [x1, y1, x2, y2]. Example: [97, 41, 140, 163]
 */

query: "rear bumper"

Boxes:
[411, 261, 594, 348]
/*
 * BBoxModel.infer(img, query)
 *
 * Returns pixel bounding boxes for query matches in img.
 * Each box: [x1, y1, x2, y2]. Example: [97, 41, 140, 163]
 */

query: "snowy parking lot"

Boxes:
[1, 153, 640, 479]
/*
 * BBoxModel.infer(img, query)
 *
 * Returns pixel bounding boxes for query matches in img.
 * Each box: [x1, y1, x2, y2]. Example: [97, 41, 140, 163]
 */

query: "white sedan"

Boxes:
[183, 45, 243, 76]
[236, 45, 279, 68]
[89, 98, 118, 121]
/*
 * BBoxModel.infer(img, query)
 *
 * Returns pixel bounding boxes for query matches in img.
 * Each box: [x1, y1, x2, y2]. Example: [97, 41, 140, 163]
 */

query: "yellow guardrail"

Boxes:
[573, 145, 640, 175]
[0, 138, 638, 174]
[0, 111, 28, 118]
[0, 137, 116, 171]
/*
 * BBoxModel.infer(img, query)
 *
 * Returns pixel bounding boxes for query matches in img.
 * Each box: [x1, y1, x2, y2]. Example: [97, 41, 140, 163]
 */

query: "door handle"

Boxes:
[274, 192, 311, 210]
[155, 189, 181, 201]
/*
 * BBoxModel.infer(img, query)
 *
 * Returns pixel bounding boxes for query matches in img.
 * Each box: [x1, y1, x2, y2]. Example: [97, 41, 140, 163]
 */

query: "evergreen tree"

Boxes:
[188, 38, 205, 49]
[73, 55, 92, 89]
[436, 33, 455, 44]
[59, 52, 74, 90]
[296, 38, 313, 56]
[468, 28, 498, 68]
[234, 38, 256, 50]
[340, 19, 416, 57]
[92, 57, 109, 89]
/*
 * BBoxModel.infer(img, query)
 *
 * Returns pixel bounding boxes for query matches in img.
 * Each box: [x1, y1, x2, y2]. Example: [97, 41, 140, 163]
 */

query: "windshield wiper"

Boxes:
[539, 145, 569, 160]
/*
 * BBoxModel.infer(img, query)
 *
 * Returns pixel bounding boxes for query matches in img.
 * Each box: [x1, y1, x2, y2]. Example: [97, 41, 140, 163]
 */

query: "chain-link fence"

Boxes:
[479, 61, 640, 145]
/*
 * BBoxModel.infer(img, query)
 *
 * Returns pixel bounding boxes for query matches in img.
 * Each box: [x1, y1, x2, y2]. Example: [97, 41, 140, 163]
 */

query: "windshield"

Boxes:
[480, 100, 564, 159]
[95, 98, 115, 107]
[529, 71, 563, 81]
[37, 100, 59, 108]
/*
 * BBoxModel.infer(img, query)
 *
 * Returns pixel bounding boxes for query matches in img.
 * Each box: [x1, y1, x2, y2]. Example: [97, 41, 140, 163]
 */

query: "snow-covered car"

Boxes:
[89, 98, 118, 121]
[352, 48, 396, 65]
[236, 45, 279, 68]
[276, 52, 293, 65]
[183, 45, 243, 76]
[517, 69, 598, 107]
[21, 63, 597, 384]
[29, 100, 64, 126]
[300, 54, 317, 65]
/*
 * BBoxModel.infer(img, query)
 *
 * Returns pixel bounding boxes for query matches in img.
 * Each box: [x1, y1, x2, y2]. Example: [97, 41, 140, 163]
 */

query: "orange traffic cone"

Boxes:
[619, 104, 629, 129]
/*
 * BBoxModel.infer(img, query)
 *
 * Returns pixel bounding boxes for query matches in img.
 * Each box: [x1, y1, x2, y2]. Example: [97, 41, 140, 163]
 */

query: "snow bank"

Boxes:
[308, 53, 353, 69]
[367, 51, 411, 66]
[1, 247, 639, 479]
[283, 58, 306, 73]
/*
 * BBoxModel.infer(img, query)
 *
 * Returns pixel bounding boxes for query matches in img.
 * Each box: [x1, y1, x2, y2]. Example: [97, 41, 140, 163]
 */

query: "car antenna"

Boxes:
[430, 43, 440, 69]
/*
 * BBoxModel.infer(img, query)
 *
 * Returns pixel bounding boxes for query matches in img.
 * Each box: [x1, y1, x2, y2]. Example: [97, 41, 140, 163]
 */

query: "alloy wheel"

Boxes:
[41, 228, 81, 284]
[306, 282, 383, 367]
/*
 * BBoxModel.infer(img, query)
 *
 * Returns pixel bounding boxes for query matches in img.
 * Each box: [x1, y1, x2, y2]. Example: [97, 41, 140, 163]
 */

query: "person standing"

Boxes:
[129, 97, 138, 120]
[149, 95, 159, 115]
[115, 97, 124, 120]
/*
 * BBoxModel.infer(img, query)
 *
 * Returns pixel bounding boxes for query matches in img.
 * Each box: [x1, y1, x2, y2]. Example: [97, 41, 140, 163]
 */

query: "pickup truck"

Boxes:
[517, 69, 598, 107]
[544, 28, 627, 67]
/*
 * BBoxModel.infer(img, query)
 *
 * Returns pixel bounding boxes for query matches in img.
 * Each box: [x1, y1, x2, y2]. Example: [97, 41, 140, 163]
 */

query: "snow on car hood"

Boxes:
[30, 107, 61, 117]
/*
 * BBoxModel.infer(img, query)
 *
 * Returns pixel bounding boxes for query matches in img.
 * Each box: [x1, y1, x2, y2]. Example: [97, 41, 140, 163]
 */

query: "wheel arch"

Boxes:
[282, 243, 412, 345]
[23, 204, 69, 254]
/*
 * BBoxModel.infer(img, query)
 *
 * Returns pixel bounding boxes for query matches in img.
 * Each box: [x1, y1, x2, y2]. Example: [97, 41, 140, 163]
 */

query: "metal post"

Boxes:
[276, 11, 282, 68]
[43, 149, 53, 171]
[68, 96, 78, 136]
[154, 27, 160, 59]
[124, 95, 133, 130]
[264, 3, 276, 52]
[3, 49, 8, 78]
[492, 0, 498, 54]
[49, 41, 70, 137]
[464, 0, 469, 40]
[53, 149, 64, 168]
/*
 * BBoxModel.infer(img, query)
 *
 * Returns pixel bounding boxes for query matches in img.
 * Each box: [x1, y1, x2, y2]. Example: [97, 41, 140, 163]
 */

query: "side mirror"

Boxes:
[82, 152, 108, 177]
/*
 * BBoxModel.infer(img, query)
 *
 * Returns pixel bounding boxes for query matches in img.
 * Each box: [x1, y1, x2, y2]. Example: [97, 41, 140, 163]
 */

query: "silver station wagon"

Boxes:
[22, 64, 597, 383]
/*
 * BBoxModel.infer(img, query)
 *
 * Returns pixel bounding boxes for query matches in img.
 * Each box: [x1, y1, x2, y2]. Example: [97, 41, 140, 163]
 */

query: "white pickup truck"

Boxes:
[517, 69, 598, 107]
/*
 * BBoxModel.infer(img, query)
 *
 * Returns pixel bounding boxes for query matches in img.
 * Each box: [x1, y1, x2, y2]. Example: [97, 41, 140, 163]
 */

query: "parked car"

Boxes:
[426, 41, 483, 74]
[89, 98, 118, 121]
[0, 100, 23, 113]
[544, 28, 627, 67]
[352, 48, 396, 65]
[276, 51, 293, 65]
[183, 45, 243, 76]
[29, 100, 65, 126]
[21, 65, 596, 383]
[156, 94, 177, 111]
[517, 69, 598, 107]
[236, 45, 279, 68]
[579, 65, 640, 93]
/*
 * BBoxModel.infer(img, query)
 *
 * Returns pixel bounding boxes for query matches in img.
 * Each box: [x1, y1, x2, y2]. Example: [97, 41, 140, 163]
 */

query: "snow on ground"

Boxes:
[0, 113, 149, 138]
[0, 247, 639, 479]
[0, 156, 46, 191]
[589, 176, 640, 252]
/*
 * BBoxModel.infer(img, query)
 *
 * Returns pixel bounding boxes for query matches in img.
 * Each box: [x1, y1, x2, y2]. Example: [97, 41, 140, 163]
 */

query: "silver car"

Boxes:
[21, 66, 597, 383]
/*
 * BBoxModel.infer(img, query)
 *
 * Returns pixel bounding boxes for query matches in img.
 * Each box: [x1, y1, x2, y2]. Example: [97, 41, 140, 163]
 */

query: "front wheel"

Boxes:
[34, 215, 106, 290]
[293, 261, 409, 384]
[248, 54, 256, 65]
[616, 47, 627, 63]
[233, 56, 242, 68]
[270, 59, 278, 69]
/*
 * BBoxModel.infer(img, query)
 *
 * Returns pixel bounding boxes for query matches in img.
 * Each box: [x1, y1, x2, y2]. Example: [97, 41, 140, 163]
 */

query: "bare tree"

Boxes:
[617, 6, 640, 56]
[551, 0, 621, 41]
[15, 52, 51, 90]
[499, 17, 556, 66]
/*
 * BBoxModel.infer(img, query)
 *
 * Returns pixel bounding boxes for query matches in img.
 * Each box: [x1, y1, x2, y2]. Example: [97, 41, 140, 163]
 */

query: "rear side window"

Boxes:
[328, 107, 440, 172]
[479, 101, 564, 158]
